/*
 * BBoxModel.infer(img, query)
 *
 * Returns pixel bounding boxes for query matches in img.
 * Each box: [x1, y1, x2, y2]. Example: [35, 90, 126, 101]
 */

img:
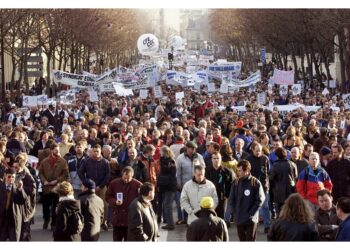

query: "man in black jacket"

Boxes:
[228, 160, 265, 241]
[205, 152, 233, 221]
[187, 196, 228, 241]
[245, 142, 270, 233]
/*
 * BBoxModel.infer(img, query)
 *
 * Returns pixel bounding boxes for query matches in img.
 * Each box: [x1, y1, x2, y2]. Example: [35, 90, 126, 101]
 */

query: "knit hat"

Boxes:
[320, 146, 331, 156]
[82, 179, 96, 190]
[200, 196, 214, 209]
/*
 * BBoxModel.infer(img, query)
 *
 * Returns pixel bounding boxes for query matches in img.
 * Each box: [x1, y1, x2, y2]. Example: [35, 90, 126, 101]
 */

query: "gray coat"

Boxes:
[127, 196, 158, 241]
[78, 190, 104, 241]
[176, 152, 205, 189]
[0, 182, 29, 241]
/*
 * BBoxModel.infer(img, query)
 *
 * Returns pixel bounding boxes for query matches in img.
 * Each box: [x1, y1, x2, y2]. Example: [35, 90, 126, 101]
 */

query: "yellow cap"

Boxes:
[200, 196, 214, 209]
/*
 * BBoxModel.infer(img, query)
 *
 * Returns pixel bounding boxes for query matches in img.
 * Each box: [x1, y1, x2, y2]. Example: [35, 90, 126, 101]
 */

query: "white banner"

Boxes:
[220, 83, 229, 94]
[175, 92, 184, 101]
[291, 84, 301, 95]
[96, 68, 119, 84]
[88, 91, 99, 102]
[322, 88, 330, 96]
[329, 80, 336, 88]
[52, 70, 95, 89]
[208, 62, 242, 79]
[100, 83, 117, 93]
[343, 94, 350, 110]
[153, 85, 163, 99]
[230, 70, 261, 88]
[22, 96, 37, 107]
[139, 89, 148, 99]
[123, 78, 150, 90]
[113, 83, 134, 96]
[208, 82, 216, 92]
[37, 95, 48, 105]
[279, 85, 289, 96]
[257, 92, 266, 105]
[273, 69, 294, 85]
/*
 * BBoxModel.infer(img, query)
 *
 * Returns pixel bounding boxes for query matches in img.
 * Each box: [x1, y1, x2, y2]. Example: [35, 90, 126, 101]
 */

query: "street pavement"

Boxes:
[31, 203, 268, 241]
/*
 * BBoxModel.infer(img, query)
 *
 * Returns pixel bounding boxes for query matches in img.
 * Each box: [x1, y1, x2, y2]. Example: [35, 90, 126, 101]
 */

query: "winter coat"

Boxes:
[205, 166, 233, 201]
[65, 154, 87, 190]
[106, 178, 142, 227]
[229, 175, 265, 225]
[336, 215, 350, 241]
[127, 196, 159, 241]
[53, 198, 82, 241]
[267, 219, 319, 241]
[325, 158, 350, 202]
[158, 156, 177, 193]
[137, 154, 160, 187]
[296, 165, 333, 205]
[0, 182, 29, 241]
[78, 157, 110, 189]
[16, 168, 36, 222]
[176, 152, 205, 189]
[180, 177, 218, 224]
[78, 190, 104, 241]
[245, 154, 270, 192]
[269, 159, 298, 203]
[186, 209, 228, 241]
[39, 155, 69, 194]
[315, 205, 341, 241]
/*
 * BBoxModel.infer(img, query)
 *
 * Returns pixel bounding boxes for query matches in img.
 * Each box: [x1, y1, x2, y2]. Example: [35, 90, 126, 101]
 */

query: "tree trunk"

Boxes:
[338, 31, 346, 86]
[46, 52, 51, 96]
[292, 53, 298, 81]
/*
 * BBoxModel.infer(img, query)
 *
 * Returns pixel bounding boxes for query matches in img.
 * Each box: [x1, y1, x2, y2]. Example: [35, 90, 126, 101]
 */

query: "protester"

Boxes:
[186, 196, 229, 241]
[267, 193, 319, 241]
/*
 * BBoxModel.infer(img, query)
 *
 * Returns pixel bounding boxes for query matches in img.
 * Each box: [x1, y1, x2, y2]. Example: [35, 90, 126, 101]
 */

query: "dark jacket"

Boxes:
[325, 158, 350, 203]
[229, 175, 265, 225]
[315, 205, 341, 241]
[205, 166, 233, 201]
[267, 219, 319, 241]
[106, 178, 142, 227]
[127, 196, 159, 241]
[78, 190, 104, 241]
[6, 139, 26, 156]
[78, 157, 110, 189]
[336, 215, 350, 241]
[186, 208, 228, 241]
[53, 198, 82, 241]
[158, 156, 177, 192]
[269, 159, 298, 203]
[0, 182, 29, 241]
[245, 154, 270, 192]
[16, 168, 36, 222]
[291, 158, 309, 177]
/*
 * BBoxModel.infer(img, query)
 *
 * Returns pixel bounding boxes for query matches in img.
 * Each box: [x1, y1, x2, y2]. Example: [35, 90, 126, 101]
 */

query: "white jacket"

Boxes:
[180, 178, 218, 224]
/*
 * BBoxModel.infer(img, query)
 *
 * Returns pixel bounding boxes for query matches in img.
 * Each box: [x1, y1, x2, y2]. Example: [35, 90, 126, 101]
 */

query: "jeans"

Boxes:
[175, 191, 183, 221]
[224, 199, 232, 222]
[162, 191, 175, 226]
[259, 191, 270, 228]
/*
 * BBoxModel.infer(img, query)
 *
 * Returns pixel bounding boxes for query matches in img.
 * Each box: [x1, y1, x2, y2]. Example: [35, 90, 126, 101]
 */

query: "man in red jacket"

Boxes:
[106, 167, 142, 241]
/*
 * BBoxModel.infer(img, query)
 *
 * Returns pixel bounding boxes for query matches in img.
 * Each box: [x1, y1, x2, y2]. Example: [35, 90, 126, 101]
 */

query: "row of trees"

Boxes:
[210, 9, 350, 89]
[0, 9, 145, 101]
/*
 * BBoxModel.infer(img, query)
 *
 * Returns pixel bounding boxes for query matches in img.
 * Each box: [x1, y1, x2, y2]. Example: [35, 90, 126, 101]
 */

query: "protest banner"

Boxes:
[273, 69, 294, 85]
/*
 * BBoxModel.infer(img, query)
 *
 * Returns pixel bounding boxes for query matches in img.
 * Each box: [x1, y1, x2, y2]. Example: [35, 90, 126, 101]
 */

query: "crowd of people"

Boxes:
[0, 61, 350, 242]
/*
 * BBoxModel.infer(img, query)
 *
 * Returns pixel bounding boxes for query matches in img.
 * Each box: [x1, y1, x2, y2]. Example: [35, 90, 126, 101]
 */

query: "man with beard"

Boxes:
[39, 142, 69, 231]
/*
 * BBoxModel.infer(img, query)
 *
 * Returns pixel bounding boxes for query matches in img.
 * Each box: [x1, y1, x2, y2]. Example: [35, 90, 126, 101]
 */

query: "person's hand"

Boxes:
[44, 180, 49, 185]
[116, 200, 123, 206]
[17, 180, 23, 190]
[49, 180, 58, 185]
[95, 186, 101, 192]
[331, 225, 339, 230]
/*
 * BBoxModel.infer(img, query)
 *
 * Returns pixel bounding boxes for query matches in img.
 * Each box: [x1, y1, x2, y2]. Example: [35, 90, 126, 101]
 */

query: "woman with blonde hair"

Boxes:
[53, 181, 82, 241]
[267, 193, 319, 241]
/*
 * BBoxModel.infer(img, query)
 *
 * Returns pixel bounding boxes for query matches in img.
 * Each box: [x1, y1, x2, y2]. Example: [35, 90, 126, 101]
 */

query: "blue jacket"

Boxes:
[336, 215, 350, 241]
[78, 157, 110, 189]
[228, 175, 265, 225]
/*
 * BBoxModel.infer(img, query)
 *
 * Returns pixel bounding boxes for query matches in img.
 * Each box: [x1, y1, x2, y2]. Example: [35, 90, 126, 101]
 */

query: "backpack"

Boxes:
[68, 209, 84, 235]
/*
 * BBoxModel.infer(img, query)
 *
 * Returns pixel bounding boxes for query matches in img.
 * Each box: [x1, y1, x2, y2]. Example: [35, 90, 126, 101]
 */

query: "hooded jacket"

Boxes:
[180, 177, 218, 224]
[186, 208, 228, 241]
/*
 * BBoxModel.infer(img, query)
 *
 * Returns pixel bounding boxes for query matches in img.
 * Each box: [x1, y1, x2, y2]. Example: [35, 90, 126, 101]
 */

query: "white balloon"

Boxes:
[137, 34, 159, 55]
[168, 35, 183, 49]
